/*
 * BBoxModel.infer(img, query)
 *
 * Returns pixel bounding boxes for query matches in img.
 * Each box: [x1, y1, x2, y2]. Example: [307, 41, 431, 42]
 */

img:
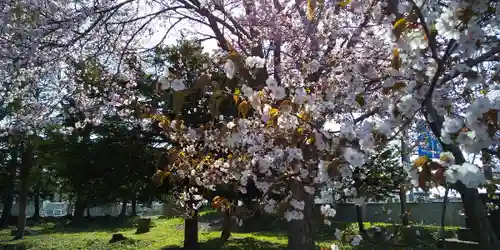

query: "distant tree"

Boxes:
[139, 39, 246, 249]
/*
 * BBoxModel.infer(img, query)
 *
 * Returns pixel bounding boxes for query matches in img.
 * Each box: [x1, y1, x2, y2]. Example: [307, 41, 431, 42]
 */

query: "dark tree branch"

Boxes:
[138, 18, 187, 53]
[411, 0, 438, 60]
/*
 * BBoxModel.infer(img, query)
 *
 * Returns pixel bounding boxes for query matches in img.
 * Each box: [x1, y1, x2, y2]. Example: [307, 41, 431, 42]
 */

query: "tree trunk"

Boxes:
[287, 181, 315, 250]
[131, 198, 137, 217]
[456, 183, 499, 250]
[66, 202, 72, 217]
[119, 201, 127, 217]
[73, 196, 86, 225]
[135, 218, 151, 234]
[399, 186, 409, 226]
[86, 207, 91, 218]
[287, 198, 315, 250]
[15, 187, 28, 240]
[0, 186, 15, 228]
[184, 209, 199, 250]
[32, 191, 41, 221]
[15, 144, 33, 240]
[0, 149, 18, 228]
[399, 134, 410, 226]
[220, 208, 232, 242]
[423, 99, 499, 250]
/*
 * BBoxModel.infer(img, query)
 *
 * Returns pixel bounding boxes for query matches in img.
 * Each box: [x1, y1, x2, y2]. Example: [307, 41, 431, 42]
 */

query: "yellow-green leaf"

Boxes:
[238, 100, 251, 118]
[226, 40, 239, 57]
[393, 18, 407, 40]
[307, 0, 316, 21]
[338, 0, 351, 7]
[414, 156, 430, 168]
[391, 48, 401, 71]
[233, 88, 241, 104]
[394, 18, 407, 29]
[355, 94, 365, 106]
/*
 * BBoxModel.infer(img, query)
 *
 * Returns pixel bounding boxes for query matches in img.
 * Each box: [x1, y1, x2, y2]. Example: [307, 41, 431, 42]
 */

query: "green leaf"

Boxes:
[445, 104, 452, 114]
[355, 94, 365, 106]
[172, 91, 186, 115]
[7, 98, 22, 112]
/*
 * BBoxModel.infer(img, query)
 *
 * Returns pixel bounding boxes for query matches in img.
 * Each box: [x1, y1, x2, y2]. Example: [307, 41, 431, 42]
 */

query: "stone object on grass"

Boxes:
[109, 233, 128, 243]
[135, 218, 151, 234]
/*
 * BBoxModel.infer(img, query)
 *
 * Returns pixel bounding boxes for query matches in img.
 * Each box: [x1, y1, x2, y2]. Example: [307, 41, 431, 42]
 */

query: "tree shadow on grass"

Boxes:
[348, 240, 441, 250]
[246, 218, 455, 249]
[202, 237, 287, 250]
[233, 213, 354, 242]
[328, 225, 454, 250]
[161, 237, 287, 250]
[0, 241, 32, 250]
[36, 216, 142, 235]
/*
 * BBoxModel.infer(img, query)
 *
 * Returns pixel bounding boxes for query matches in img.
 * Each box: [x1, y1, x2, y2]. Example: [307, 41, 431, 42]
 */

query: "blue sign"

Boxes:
[416, 123, 442, 159]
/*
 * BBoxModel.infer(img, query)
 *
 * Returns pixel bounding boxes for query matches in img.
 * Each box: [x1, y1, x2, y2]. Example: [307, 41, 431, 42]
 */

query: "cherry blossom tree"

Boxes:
[2, 0, 500, 249]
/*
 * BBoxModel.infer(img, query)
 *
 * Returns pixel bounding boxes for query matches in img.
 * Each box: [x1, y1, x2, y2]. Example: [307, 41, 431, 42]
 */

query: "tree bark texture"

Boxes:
[33, 191, 41, 221]
[287, 180, 315, 250]
[220, 208, 232, 242]
[131, 198, 137, 216]
[0, 149, 18, 228]
[119, 201, 127, 217]
[399, 186, 409, 226]
[183, 209, 200, 250]
[423, 104, 499, 250]
[73, 195, 86, 225]
[456, 183, 498, 250]
[0, 192, 14, 228]
[15, 144, 33, 240]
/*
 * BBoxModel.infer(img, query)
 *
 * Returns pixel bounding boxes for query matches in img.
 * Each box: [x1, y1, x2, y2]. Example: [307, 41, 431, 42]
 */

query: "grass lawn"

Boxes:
[0, 211, 459, 250]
